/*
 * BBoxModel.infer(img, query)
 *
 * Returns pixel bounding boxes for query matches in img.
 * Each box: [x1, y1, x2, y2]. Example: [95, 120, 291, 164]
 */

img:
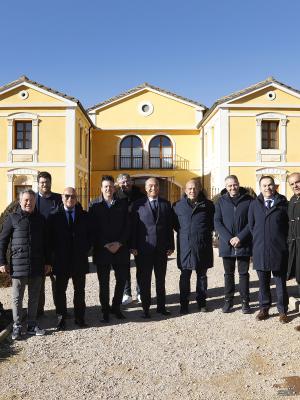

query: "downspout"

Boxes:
[88, 126, 92, 205]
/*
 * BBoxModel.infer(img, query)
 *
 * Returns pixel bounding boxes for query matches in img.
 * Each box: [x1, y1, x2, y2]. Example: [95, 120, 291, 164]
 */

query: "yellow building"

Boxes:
[1, 75, 300, 212]
[88, 83, 206, 202]
[199, 77, 300, 198]
[0, 76, 93, 211]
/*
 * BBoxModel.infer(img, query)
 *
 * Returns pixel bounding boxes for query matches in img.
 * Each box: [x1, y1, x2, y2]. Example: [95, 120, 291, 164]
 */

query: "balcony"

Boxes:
[113, 154, 189, 170]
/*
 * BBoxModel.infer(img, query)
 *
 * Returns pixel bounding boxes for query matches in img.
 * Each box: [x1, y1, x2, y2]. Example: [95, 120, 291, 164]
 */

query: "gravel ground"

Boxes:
[0, 250, 299, 400]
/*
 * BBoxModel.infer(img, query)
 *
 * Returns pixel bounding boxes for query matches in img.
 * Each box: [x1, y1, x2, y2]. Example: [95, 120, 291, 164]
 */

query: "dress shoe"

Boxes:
[294, 325, 300, 331]
[256, 309, 269, 321]
[279, 313, 289, 324]
[101, 313, 110, 323]
[156, 308, 171, 316]
[141, 310, 151, 319]
[241, 302, 252, 314]
[74, 319, 88, 328]
[180, 303, 189, 314]
[56, 316, 66, 331]
[112, 309, 126, 319]
[222, 300, 233, 313]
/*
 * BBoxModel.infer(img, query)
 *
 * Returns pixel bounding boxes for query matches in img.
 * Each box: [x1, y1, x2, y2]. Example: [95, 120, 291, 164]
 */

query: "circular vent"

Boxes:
[19, 90, 29, 100]
[266, 91, 276, 101]
[138, 101, 154, 116]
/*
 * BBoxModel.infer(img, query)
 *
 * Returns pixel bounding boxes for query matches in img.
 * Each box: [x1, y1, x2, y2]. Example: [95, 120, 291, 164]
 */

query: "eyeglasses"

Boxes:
[64, 194, 76, 199]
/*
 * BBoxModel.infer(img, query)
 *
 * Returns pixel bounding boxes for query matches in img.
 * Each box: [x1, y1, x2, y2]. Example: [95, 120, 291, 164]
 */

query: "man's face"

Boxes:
[118, 177, 132, 192]
[101, 180, 115, 199]
[38, 177, 51, 195]
[288, 174, 300, 196]
[260, 178, 275, 199]
[20, 193, 36, 213]
[62, 189, 77, 209]
[225, 178, 240, 197]
[185, 181, 199, 200]
[145, 179, 159, 198]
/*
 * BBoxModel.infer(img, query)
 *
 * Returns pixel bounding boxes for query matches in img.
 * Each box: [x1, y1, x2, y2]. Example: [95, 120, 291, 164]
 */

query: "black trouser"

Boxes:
[223, 256, 250, 302]
[179, 267, 208, 307]
[55, 273, 86, 321]
[256, 270, 289, 314]
[96, 264, 127, 314]
[137, 251, 168, 312]
[38, 274, 56, 313]
[123, 258, 141, 297]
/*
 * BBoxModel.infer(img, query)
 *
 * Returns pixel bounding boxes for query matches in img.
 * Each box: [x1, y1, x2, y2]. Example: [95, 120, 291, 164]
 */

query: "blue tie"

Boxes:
[266, 200, 272, 209]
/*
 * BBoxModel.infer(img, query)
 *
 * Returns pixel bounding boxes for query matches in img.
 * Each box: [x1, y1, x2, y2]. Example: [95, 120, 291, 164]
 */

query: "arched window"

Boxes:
[120, 135, 143, 169]
[149, 135, 173, 169]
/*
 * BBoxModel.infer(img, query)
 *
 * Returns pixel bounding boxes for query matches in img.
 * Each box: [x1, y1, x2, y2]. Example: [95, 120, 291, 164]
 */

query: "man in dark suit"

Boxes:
[131, 177, 174, 318]
[89, 176, 130, 323]
[36, 171, 62, 316]
[248, 176, 289, 324]
[47, 187, 91, 330]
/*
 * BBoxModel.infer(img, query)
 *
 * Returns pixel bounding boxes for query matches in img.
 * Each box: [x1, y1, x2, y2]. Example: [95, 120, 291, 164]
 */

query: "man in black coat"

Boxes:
[89, 176, 130, 322]
[115, 173, 145, 305]
[35, 171, 62, 316]
[248, 176, 289, 323]
[47, 187, 91, 330]
[214, 175, 253, 314]
[131, 177, 174, 318]
[173, 179, 214, 314]
[287, 172, 300, 331]
[0, 189, 51, 340]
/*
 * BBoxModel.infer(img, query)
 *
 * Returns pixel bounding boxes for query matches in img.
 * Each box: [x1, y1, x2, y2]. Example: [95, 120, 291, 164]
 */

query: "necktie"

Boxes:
[151, 200, 158, 219]
[266, 200, 272, 209]
[68, 210, 74, 229]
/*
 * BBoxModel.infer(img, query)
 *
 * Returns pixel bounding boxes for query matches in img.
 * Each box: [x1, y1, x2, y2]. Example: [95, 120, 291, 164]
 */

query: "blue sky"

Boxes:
[1, 0, 300, 108]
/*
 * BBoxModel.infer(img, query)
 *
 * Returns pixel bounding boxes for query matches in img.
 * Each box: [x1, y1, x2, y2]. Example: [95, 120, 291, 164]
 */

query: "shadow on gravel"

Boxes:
[0, 339, 20, 362]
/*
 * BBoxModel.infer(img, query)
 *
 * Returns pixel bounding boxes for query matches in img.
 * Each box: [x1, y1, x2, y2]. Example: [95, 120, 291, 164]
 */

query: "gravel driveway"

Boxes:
[0, 250, 299, 400]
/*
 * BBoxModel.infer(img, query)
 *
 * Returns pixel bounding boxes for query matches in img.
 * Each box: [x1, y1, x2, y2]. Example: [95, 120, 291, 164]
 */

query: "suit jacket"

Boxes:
[89, 196, 130, 265]
[131, 196, 174, 255]
[47, 204, 91, 276]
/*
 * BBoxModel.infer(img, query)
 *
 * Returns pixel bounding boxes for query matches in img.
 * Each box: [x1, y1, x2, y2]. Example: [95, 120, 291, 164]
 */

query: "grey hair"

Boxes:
[145, 177, 159, 187]
[116, 173, 131, 182]
[19, 188, 36, 200]
[225, 175, 239, 183]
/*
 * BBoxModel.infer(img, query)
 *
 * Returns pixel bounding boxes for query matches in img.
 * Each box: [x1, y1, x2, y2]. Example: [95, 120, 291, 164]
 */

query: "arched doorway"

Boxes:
[131, 176, 182, 203]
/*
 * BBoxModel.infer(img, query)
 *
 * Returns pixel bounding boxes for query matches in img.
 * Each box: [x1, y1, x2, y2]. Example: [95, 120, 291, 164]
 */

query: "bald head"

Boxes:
[288, 172, 300, 196]
[62, 187, 77, 209]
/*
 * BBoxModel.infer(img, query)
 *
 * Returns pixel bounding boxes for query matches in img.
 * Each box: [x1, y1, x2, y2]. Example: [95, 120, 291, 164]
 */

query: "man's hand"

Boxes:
[131, 249, 138, 256]
[45, 265, 52, 275]
[166, 249, 173, 256]
[0, 265, 9, 273]
[230, 237, 241, 248]
[104, 242, 122, 254]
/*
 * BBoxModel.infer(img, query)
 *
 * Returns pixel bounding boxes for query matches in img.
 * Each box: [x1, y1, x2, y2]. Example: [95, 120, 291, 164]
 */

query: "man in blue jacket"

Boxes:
[214, 175, 253, 314]
[248, 176, 289, 323]
[173, 179, 214, 314]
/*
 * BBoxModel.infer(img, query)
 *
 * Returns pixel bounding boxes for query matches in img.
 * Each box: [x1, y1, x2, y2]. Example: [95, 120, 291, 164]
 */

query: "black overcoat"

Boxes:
[287, 195, 300, 282]
[89, 197, 130, 265]
[214, 188, 253, 257]
[173, 194, 214, 270]
[47, 204, 91, 276]
[248, 193, 288, 271]
[0, 208, 47, 278]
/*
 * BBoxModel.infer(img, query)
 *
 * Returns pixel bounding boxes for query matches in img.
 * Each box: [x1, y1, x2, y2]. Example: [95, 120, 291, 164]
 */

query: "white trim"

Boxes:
[221, 104, 300, 109]
[218, 109, 229, 186]
[229, 112, 300, 117]
[88, 86, 205, 112]
[88, 112, 96, 124]
[0, 103, 76, 109]
[228, 162, 300, 166]
[222, 82, 300, 106]
[92, 126, 198, 130]
[0, 162, 66, 167]
[0, 81, 77, 106]
[6, 168, 39, 204]
[0, 112, 66, 117]
[66, 108, 76, 187]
